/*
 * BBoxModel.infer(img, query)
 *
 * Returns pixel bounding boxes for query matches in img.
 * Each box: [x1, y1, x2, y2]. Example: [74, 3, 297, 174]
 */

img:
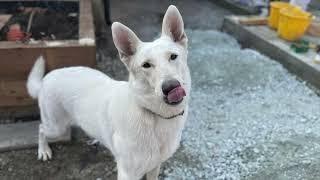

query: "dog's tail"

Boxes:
[27, 56, 45, 99]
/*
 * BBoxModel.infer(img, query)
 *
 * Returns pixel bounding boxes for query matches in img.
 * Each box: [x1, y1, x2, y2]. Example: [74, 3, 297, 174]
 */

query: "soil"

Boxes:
[0, 139, 117, 180]
[0, 7, 78, 41]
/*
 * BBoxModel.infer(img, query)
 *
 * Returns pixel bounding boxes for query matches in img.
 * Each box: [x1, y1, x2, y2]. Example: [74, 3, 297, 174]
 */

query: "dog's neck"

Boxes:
[145, 108, 185, 119]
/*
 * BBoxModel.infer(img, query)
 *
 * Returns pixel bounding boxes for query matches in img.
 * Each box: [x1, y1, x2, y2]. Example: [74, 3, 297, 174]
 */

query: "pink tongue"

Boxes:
[167, 86, 186, 103]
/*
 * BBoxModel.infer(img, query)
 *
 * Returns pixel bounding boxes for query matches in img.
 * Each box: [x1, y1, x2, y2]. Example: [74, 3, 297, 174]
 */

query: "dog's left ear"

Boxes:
[162, 5, 187, 47]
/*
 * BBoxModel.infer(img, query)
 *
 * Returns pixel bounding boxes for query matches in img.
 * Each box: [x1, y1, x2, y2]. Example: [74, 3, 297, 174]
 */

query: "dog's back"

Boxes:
[27, 58, 125, 145]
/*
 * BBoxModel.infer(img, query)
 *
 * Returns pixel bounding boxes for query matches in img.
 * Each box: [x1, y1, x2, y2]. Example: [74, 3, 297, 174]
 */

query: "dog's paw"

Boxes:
[38, 145, 52, 161]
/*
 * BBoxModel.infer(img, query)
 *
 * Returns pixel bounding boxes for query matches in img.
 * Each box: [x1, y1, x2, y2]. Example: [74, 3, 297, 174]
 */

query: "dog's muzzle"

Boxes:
[162, 79, 186, 105]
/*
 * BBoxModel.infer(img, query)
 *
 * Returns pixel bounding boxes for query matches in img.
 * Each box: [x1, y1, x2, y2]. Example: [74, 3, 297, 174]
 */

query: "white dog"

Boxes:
[27, 5, 191, 180]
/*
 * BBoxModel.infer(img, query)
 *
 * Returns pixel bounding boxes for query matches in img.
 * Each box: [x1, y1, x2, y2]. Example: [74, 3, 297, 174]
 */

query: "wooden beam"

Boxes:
[222, 16, 320, 90]
[79, 0, 95, 41]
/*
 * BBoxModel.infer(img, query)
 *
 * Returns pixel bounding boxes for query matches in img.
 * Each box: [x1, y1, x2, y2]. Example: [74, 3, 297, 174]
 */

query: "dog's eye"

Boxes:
[170, 54, 178, 61]
[142, 62, 151, 68]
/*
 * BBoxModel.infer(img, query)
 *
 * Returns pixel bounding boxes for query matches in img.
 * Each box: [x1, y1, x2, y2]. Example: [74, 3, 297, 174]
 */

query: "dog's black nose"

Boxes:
[162, 79, 180, 96]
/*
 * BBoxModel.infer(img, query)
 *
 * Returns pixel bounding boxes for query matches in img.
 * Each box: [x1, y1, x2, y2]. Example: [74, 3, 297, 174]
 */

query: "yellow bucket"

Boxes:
[268, 2, 293, 29]
[278, 7, 312, 41]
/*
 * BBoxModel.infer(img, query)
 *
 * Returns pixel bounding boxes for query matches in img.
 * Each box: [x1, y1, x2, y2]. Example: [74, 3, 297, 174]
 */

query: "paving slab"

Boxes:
[222, 15, 320, 89]
[0, 121, 70, 152]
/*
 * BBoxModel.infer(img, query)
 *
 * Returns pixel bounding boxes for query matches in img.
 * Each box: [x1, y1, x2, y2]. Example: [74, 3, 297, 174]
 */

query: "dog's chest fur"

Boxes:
[128, 115, 186, 174]
[152, 116, 185, 161]
[109, 99, 187, 167]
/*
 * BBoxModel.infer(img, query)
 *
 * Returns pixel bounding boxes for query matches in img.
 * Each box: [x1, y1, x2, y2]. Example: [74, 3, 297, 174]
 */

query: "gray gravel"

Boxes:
[160, 30, 320, 180]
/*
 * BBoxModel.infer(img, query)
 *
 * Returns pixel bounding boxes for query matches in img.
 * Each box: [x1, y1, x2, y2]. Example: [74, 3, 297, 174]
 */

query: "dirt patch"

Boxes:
[0, 3, 78, 41]
[0, 139, 117, 180]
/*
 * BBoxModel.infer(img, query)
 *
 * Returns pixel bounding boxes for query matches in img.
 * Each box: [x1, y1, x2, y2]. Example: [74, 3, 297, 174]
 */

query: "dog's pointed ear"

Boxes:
[112, 22, 141, 61]
[161, 5, 187, 47]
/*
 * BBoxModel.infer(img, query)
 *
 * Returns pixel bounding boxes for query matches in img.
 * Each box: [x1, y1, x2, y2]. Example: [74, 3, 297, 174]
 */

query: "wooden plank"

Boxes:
[0, 80, 34, 107]
[0, 48, 42, 80]
[44, 46, 96, 70]
[222, 16, 320, 90]
[0, 45, 95, 107]
[79, 0, 95, 40]
[0, 46, 95, 80]
[0, 80, 29, 97]
[0, 40, 84, 49]
[238, 17, 268, 26]
[0, 95, 34, 107]
[0, 46, 95, 107]
[0, 121, 70, 152]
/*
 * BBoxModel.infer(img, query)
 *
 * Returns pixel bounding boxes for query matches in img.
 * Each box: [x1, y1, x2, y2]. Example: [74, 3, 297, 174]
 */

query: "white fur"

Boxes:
[27, 5, 190, 180]
[27, 56, 45, 99]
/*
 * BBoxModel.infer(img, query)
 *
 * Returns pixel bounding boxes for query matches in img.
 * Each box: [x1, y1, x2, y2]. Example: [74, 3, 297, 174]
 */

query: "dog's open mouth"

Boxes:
[164, 85, 186, 105]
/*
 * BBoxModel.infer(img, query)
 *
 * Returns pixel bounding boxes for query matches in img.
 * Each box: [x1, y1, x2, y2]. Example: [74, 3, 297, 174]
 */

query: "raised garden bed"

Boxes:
[0, 0, 96, 119]
[222, 15, 320, 91]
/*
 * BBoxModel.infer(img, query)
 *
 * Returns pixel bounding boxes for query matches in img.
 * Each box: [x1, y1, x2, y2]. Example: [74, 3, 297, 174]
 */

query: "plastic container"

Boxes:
[6, 24, 25, 41]
[277, 7, 312, 41]
[268, 2, 293, 29]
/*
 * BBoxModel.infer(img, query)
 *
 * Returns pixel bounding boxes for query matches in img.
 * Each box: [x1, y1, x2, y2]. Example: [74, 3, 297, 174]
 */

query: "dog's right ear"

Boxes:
[111, 22, 141, 64]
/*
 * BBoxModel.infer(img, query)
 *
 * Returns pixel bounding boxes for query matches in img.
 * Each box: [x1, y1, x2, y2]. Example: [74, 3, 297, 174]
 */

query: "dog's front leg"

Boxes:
[117, 163, 139, 180]
[117, 166, 130, 180]
[146, 164, 161, 180]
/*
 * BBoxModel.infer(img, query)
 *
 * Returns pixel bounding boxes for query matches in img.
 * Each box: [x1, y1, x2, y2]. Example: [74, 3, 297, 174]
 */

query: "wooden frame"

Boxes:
[222, 16, 320, 91]
[0, 0, 96, 111]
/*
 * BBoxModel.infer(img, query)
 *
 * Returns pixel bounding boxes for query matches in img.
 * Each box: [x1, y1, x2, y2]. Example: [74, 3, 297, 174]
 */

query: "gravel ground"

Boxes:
[160, 30, 320, 179]
[1, 0, 320, 179]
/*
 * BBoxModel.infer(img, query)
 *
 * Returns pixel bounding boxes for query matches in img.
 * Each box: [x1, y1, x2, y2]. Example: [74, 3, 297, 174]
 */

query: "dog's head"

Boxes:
[111, 5, 190, 118]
